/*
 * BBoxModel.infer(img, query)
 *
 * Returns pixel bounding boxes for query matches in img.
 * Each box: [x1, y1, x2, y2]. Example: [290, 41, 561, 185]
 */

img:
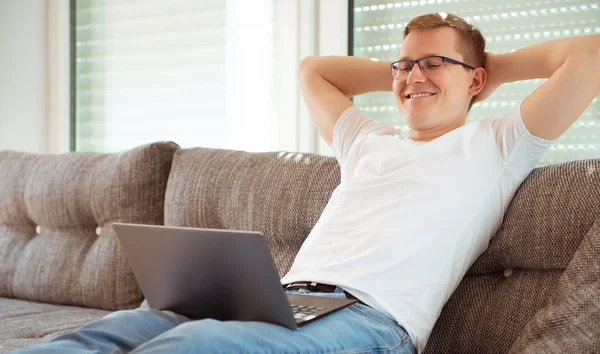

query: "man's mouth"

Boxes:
[405, 93, 436, 99]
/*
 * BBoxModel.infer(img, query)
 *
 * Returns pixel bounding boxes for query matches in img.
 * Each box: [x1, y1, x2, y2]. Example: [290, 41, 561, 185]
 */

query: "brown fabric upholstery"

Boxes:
[0, 297, 110, 354]
[424, 159, 600, 353]
[0, 142, 179, 311]
[508, 219, 600, 353]
[164, 148, 340, 278]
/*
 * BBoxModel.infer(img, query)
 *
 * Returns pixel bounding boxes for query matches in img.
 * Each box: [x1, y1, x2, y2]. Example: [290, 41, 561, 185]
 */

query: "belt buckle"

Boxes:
[287, 282, 321, 292]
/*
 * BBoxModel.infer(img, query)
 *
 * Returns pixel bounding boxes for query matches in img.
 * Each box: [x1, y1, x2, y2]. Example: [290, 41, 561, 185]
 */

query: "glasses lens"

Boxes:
[393, 61, 413, 78]
[421, 57, 444, 73]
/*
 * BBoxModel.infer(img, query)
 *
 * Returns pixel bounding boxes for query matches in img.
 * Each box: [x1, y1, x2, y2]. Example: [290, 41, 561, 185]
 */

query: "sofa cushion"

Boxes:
[508, 218, 600, 353]
[0, 142, 179, 310]
[163, 148, 340, 277]
[0, 297, 110, 354]
[424, 159, 600, 353]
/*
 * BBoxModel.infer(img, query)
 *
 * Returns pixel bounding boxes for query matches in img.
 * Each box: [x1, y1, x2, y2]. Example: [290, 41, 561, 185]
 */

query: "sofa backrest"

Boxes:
[164, 148, 340, 277]
[425, 159, 600, 353]
[165, 148, 599, 353]
[0, 142, 179, 311]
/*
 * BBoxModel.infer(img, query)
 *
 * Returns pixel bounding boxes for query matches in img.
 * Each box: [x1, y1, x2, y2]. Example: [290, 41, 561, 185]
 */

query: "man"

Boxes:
[18, 13, 599, 354]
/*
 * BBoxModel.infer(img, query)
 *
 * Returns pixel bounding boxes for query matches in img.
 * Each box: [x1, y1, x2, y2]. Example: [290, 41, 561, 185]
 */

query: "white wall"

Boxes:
[46, 0, 70, 154]
[0, 0, 48, 153]
[274, 0, 348, 155]
[316, 0, 347, 156]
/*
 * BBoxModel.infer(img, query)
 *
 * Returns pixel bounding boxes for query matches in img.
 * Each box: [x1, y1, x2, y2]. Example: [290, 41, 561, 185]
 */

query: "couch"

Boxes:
[1, 141, 598, 353]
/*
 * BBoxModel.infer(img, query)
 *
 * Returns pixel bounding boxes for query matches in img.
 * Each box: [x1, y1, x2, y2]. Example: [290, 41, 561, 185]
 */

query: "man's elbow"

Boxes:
[298, 56, 318, 77]
[298, 57, 323, 92]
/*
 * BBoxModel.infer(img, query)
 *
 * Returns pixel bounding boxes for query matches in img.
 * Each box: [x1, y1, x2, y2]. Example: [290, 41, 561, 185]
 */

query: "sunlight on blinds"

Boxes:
[74, 0, 275, 153]
[352, 0, 599, 166]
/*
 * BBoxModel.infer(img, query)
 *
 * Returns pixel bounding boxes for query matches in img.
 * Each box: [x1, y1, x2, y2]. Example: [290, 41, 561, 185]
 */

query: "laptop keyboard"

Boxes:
[290, 303, 325, 322]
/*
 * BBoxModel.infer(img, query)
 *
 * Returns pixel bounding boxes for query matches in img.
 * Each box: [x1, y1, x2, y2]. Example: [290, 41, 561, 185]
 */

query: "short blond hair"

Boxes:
[404, 13, 486, 68]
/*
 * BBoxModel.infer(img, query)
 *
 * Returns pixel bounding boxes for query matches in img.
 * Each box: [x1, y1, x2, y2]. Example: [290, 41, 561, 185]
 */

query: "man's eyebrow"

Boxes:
[397, 53, 439, 61]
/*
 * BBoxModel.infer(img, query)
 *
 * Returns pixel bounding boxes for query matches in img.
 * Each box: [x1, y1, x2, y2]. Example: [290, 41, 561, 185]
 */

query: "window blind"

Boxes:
[351, 0, 599, 166]
[73, 0, 275, 153]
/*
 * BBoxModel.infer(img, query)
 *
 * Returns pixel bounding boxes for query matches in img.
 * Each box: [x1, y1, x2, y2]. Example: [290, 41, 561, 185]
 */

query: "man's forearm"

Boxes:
[493, 34, 600, 84]
[299, 56, 393, 98]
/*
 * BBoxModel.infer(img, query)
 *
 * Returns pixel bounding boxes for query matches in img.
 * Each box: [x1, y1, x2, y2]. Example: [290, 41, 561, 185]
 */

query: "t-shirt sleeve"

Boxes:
[330, 105, 400, 165]
[491, 101, 559, 181]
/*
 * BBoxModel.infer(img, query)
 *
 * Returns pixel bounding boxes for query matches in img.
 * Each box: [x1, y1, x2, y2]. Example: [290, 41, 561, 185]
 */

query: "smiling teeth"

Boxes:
[410, 93, 433, 98]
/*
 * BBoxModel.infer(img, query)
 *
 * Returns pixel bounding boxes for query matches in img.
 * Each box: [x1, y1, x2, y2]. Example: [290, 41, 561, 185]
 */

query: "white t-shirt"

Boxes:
[280, 102, 557, 353]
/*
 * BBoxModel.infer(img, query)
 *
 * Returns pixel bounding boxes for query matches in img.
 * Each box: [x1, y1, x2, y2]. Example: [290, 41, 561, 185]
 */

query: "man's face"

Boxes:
[393, 27, 475, 130]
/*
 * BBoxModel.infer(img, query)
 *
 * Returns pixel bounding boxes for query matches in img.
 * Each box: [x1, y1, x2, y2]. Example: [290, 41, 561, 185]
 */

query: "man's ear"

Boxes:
[468, 67, 487, 97]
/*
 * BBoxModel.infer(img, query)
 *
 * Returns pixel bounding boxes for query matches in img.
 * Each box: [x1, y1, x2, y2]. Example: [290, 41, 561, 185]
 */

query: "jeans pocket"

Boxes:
[348, 305, 411, 345]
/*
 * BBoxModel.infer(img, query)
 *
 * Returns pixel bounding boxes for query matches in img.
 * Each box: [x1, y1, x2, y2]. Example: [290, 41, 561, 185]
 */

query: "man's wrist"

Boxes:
[487, 52, 509, 86]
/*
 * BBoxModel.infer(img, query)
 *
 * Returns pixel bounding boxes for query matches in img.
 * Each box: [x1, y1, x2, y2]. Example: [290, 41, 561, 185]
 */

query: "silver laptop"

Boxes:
[112, 223, 356, 330]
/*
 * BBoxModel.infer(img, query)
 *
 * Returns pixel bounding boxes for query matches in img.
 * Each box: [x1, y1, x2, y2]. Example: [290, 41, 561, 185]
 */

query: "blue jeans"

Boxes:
[16, 287, 414, 354]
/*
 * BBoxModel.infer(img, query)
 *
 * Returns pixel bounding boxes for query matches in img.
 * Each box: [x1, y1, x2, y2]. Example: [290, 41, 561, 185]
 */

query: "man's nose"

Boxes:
[406, 63, 427, 84]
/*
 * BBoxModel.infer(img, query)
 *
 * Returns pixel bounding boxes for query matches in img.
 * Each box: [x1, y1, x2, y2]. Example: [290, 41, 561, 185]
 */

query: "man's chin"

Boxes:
[403, 112, 430, 124]
[397, 104, 433, 124]
[400, 104, 432, 117]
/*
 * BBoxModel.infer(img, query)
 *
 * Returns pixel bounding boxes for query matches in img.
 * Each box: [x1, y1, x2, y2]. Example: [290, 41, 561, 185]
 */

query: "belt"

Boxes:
[284, 281, 367, 306]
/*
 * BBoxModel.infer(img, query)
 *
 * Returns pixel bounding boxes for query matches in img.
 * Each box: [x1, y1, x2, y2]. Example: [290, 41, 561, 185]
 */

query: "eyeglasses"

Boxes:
[390, 56, 475, 79]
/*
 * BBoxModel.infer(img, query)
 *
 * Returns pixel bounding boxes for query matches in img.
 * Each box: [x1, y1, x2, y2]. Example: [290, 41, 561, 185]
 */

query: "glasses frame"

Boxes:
[389, 56, 476, 79]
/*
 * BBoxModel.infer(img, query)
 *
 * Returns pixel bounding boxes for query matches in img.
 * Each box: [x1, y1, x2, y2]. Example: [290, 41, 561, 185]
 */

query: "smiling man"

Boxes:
[288, 12, 599, 354]
[17, 12, 600, 354]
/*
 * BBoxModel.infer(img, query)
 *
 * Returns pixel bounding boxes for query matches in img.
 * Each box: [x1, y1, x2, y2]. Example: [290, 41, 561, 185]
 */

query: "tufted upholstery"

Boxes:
[0, 142, 179, 311]
[2, 144, 598, 353]
[163, 148, 341, 278]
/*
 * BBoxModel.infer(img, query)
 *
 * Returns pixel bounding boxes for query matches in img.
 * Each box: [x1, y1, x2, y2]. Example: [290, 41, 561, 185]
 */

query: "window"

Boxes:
[72, 0, 277, 153]
[350, 0, 599, 166]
